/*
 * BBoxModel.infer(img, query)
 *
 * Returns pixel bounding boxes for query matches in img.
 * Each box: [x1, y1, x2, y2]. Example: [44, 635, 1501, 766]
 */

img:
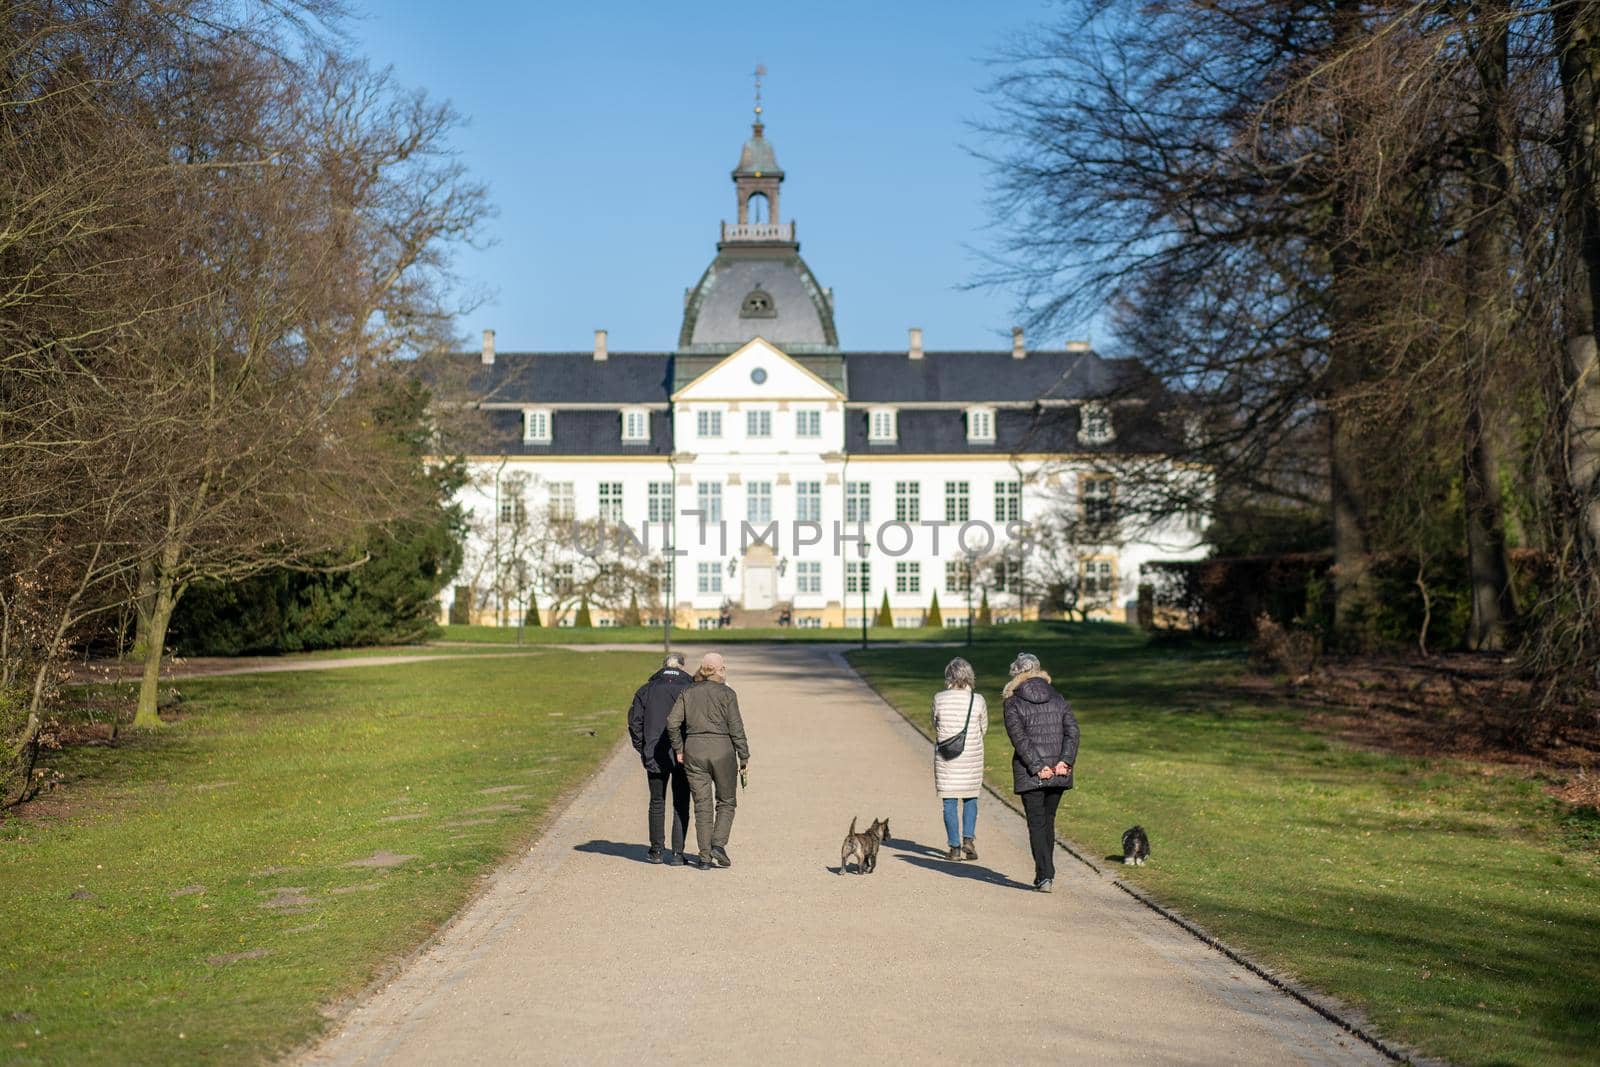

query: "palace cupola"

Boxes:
[678, 73, 838, 354]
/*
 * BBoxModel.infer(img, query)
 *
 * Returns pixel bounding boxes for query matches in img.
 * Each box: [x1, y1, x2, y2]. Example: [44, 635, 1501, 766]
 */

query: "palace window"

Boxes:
[1082, 475, 1116, 526]
[647, 482, 672, 524]
[846, 481, 871, 524]
[746, 410, 772, 438]
[846, 560, 871, 594]
[697, 562, 722, 595]
[1079, 403, 1114, 445]
[697, 410, 722, 438]
[995, 480, 1021, 523]
[1082, 559, 1116, 599]
[796, 560, 821, 594]
[868, 408, 897, 443]
[740, 286, 776, 317]
[498, 494, 526, 526]
[795, 481, 822, 523]
[552, 562, 574, 593]
[966, 407, 995, 443]
[621, 408, 650, 443]
[895, 561, 921, 594]
[747, 480, 772, 523]
[522, 408, 552, 444]
[944, 481, 969, 523]
[994, 557, 1024, 595]
[696, 481, 723, 523]
[795, 410, 821, 438]
[894, 481, 920, 523]
[946, 560, 970, 595]
[598, 482, 623, 523]
[548, 482, 574, 521]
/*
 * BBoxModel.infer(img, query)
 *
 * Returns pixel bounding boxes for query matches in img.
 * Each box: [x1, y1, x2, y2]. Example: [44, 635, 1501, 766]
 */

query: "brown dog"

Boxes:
[839, 816, 891, 875]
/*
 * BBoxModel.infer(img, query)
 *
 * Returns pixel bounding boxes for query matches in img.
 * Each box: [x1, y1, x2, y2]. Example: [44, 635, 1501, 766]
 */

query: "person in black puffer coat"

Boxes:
[627, 653, 694, 865]
[1001, 651, 1080, 892]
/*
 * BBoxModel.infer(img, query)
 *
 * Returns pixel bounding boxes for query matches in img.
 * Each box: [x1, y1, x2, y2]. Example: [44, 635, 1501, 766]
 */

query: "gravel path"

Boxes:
[299, 644, 1385, 1066]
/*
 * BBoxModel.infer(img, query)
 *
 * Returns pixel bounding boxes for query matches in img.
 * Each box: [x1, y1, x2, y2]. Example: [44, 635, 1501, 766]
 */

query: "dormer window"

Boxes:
[868, 408, 897, 443]
[966, 407, 996, 443]
[1080, 403, 1114, 445]
[621, 408, 650, 444]
[523, 408, 552, 444]
[740, 288, 777, 319]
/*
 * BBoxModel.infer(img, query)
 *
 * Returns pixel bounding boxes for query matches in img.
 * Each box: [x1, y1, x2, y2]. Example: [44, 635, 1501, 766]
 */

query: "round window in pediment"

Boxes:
[740, 288, 777, 319]
[751, 367, 768, 385]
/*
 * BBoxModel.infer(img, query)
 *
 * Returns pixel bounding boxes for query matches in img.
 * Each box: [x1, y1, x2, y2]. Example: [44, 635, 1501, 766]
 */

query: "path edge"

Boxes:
[834, 650, 1447, 1067]
[284, 731, 633, 1065]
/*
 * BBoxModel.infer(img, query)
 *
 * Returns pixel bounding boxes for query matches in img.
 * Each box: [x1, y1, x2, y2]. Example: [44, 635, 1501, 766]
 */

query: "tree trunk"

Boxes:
[1556, 4, 1600, 585]
[1326, 0, 1374, 642]
[1461, 0, 1519, 651]
[133, 551, 183, 729]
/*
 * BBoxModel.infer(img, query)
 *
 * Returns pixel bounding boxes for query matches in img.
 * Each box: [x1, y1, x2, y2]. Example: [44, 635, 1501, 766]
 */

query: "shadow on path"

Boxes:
[573, 840, 655, 864]
[894, 853, 1032, 891]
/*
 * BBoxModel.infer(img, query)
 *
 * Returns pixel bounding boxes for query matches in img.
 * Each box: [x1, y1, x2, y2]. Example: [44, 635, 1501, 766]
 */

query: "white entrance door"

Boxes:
[744, 565, 775, 610]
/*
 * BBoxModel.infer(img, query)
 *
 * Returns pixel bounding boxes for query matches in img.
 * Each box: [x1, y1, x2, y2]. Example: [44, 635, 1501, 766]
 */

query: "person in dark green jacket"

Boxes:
[666, 652, 750, 869]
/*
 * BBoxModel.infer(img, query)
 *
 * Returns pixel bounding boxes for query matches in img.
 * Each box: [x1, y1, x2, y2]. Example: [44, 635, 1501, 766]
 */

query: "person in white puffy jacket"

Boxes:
[931, 656, 988, 861]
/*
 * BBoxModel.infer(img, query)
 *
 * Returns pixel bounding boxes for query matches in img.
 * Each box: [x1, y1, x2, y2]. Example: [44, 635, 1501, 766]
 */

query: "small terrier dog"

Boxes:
[839, 816, 891, 875]
[1122, 825, 1151, 866]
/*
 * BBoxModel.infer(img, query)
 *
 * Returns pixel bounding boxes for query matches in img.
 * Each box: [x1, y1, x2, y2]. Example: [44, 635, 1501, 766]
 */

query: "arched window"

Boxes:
[740, 288, 776, 318]
[746, 191, 770, 224]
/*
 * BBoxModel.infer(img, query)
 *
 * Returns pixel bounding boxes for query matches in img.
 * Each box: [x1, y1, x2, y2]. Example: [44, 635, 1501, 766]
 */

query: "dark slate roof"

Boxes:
[464, 407, 674, 457]
[418, 352, 675, 405]
[844, 404, 1182, 456]
[679, 252, 837, 353]
[844, 351, 1147, 403]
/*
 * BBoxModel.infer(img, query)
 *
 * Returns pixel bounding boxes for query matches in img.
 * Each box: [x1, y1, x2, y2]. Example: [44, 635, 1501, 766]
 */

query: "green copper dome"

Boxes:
[735, 125, 782, 177]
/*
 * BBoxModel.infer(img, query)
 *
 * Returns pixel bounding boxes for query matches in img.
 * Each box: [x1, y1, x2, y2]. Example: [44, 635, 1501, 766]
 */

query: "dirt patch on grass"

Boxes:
[345, 850, 416, 869]
[1236, 652, 1600, 800]
[260, 887, 315, 913]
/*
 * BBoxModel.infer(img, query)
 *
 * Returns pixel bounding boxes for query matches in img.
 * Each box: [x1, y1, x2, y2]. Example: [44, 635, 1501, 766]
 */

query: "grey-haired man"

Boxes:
[627, 652, 694, 865]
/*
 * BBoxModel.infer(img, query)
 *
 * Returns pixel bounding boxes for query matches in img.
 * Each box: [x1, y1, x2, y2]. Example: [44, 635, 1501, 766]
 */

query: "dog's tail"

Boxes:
[847, 816, 857, 838]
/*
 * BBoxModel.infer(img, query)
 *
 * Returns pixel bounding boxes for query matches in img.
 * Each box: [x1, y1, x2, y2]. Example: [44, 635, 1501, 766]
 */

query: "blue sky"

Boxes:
[349, 1, 1063, 353]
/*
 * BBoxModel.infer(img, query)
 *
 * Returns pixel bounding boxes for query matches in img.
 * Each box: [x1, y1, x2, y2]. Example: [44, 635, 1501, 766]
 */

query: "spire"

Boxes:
[753, 63, 765, 137]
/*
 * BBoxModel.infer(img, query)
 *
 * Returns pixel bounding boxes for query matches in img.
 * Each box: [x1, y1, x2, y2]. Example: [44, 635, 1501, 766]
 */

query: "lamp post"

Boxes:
[965, 552, 976, 648]
[858, 542, 869, 650]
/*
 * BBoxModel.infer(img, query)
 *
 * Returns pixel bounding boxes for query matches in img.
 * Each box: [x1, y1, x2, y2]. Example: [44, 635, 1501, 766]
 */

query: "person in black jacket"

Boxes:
[627, 653, 694, 865]
[1001, 651, 1080, 892]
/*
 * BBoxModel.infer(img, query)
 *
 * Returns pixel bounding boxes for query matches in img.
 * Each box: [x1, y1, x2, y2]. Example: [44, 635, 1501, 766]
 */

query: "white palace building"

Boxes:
[436, 112, 1204, 630]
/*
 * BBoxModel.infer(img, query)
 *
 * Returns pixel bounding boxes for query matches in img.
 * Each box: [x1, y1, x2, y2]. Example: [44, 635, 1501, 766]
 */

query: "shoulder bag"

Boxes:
[936, 692, 976, 761]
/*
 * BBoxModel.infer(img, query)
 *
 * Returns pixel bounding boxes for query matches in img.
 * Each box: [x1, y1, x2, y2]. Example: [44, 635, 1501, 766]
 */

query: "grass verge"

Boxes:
[438, 622, 966, 644]
[0, 651, 659, 1065]
[848, 622, 1600, 1067]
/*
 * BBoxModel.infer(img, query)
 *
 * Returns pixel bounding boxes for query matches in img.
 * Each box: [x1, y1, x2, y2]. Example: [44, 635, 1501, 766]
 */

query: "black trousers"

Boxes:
[646, 764, 690, 854]
[1021, 789, 1064, 884]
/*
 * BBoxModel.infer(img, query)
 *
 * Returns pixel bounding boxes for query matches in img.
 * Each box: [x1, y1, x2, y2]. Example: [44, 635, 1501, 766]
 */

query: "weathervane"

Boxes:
[753, 63, 766, 126]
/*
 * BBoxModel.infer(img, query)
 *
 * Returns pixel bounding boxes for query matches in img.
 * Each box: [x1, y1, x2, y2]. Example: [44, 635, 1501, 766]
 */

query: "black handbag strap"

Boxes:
[941, 691, 975, 744]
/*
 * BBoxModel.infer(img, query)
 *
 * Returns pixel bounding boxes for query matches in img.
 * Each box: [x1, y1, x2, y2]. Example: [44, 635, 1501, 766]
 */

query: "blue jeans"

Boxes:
[942, 796, 978, 847]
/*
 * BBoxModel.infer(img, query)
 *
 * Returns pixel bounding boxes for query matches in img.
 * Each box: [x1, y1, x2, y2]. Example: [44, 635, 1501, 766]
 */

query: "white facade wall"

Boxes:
[450, 340, 1205, 627]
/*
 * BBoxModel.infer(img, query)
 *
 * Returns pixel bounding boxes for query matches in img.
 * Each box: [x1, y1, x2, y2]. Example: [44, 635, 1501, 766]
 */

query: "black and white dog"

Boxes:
[1121, 825, 1151, 866]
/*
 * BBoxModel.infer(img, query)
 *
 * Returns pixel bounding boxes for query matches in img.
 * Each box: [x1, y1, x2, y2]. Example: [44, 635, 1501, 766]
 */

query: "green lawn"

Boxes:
[0, 652, 660, 1065]
[849, 623, 1600, 1067]
[438, 622, 963, 644]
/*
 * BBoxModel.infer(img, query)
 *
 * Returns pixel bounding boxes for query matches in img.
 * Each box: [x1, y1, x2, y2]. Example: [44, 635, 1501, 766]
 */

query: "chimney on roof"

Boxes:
[1012, 326, 1026, 360]
[908, 327, 924, 360]
[1065, 339, 1091, 353]
[481, 329, 495, 365]
[593, 329, 608, 361]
